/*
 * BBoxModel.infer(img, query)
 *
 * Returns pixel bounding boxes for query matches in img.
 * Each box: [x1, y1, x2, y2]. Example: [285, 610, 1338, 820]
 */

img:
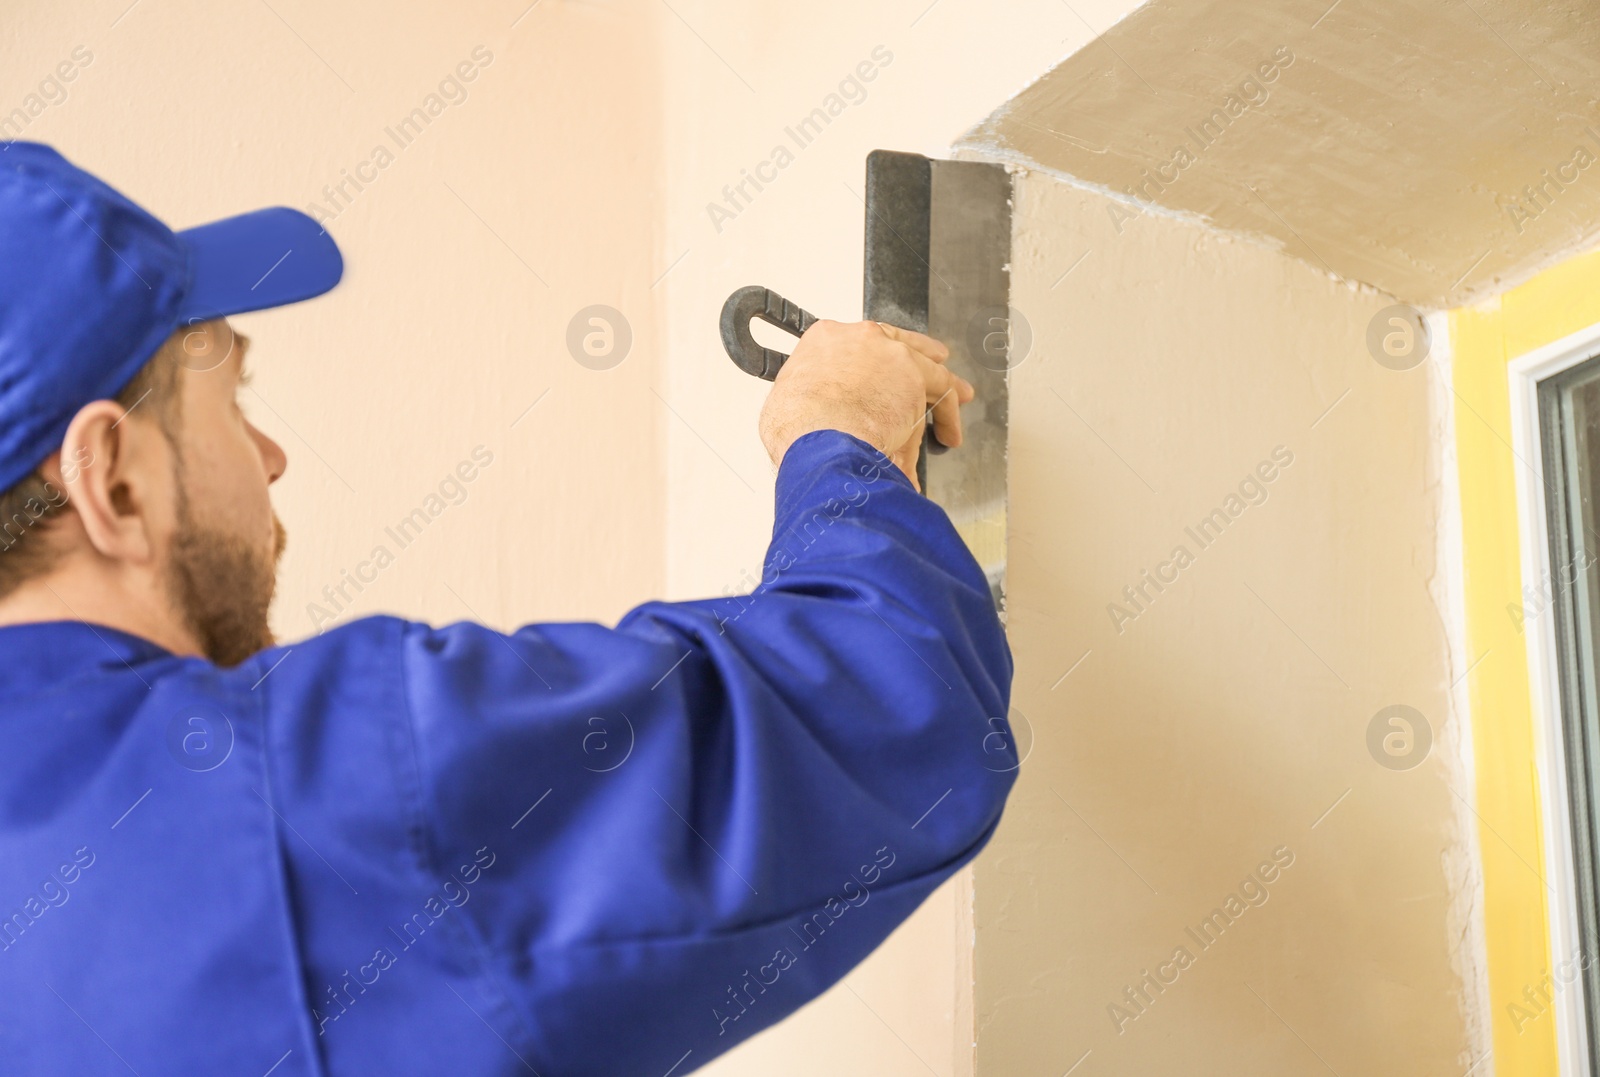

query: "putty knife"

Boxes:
[718, 150, 1013, 609]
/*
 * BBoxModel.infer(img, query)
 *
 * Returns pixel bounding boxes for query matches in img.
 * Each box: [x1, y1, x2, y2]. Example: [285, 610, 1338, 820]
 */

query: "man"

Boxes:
[0, 142, 1015, 1075]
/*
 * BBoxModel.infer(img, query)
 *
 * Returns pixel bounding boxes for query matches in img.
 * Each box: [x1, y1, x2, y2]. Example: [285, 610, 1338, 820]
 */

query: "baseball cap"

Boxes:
[0, 142, 344, 492]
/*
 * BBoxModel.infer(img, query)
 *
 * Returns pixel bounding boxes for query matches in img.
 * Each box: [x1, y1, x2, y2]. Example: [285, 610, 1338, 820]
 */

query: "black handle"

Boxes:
[720, 285, 819, 381]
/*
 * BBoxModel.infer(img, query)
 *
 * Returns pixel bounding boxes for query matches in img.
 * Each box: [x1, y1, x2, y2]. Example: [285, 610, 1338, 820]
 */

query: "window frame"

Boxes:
[1509, 320, 1600, 1076]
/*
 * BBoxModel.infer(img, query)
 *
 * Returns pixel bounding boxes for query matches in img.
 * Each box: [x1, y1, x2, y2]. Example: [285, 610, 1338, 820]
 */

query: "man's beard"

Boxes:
[165, 477, 286, 668]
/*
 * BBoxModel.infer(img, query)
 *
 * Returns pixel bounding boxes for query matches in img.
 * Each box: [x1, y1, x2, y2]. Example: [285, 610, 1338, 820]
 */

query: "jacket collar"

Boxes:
[0, 620, 175, 693]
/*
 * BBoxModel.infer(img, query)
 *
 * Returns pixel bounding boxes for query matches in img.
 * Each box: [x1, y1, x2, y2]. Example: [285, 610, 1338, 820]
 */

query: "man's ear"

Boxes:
[49, 401, 170, 565]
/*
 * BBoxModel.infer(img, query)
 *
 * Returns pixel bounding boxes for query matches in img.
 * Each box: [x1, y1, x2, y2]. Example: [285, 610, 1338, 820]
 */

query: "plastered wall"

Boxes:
[973, 168, 1482, 1072]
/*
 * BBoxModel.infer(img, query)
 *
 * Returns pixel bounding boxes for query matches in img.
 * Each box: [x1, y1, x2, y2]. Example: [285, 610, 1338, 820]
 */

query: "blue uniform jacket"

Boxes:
[0, 430, 1016, 1076]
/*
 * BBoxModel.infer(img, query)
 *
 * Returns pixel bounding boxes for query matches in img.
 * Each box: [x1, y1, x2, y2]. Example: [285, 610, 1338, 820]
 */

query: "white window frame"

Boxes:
[1508, 318, 1600, 1076]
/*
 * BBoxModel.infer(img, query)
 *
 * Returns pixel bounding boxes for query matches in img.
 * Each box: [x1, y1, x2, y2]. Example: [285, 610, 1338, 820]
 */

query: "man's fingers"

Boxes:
[928, 386, 965, 448]
[878, 324, 972, 448]
[916, 349, 974, 405]
[763, 317, 973, 477]
[875, 322, 950, 364]
[918, 359, 971, 448]
[925, 372, 967, 448]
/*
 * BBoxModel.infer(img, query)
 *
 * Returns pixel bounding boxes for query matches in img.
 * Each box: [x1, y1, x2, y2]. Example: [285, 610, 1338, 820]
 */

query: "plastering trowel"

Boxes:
[718, 149, 1013, 609]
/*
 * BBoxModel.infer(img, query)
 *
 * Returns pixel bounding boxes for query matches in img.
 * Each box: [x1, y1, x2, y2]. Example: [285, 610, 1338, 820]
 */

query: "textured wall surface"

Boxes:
[973, 168, 1481, 1073]
[962, 0, 1600, 310]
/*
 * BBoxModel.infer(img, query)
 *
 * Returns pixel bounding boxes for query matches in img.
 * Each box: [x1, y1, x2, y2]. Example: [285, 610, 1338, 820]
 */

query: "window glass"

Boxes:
[1540, 359, 1600, 1062]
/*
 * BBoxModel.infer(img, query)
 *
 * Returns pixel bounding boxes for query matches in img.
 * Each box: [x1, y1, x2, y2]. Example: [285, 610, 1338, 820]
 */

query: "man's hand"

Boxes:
[758, 320, 975, 491]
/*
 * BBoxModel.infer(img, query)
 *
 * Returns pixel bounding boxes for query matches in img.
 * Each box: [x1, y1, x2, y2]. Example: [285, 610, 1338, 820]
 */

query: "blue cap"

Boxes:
[0, 142, 343, 492]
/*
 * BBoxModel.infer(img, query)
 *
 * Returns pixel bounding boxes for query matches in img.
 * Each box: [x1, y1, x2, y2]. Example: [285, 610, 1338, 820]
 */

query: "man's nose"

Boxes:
[253, 424, 288, 485]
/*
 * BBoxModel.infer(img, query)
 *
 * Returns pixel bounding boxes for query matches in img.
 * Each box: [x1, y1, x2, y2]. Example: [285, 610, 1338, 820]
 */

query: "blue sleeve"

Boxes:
[400, 429, 1017, 1076]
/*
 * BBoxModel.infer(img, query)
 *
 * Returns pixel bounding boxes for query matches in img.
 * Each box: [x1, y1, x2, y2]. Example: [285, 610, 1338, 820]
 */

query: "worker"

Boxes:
[0, 142, 1016, 1076]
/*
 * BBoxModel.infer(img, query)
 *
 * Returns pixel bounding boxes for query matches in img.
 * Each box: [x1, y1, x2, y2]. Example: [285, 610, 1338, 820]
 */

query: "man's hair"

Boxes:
[0, 339, 184, 599]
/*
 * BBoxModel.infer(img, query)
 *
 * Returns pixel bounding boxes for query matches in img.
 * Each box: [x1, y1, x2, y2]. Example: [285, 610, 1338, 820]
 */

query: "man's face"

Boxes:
[160, 320, 288, 666]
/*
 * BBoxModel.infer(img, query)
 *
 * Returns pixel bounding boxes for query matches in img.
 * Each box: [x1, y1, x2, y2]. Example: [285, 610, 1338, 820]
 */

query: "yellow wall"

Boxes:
[1452, 247, 1600, 1074]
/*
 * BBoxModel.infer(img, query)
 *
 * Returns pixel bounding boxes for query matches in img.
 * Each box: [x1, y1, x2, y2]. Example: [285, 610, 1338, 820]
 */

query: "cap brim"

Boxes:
[175, 207, 343, 323]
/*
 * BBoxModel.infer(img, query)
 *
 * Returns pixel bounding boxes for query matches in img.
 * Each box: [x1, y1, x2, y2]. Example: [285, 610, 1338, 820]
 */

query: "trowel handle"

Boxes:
[720, 285, 819, 381]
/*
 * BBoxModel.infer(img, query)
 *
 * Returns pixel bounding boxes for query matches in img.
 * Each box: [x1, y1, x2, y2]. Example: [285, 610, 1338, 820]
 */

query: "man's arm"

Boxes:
[396, 322, 1015, 1074]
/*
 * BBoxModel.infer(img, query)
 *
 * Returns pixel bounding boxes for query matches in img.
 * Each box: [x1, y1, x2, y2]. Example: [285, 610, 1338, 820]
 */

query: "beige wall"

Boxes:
[974, 168, 1480, 1072]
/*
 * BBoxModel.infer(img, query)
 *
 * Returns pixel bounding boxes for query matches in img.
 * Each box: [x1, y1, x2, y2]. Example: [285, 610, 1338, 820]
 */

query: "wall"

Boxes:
[971, 168, 1480, 1073]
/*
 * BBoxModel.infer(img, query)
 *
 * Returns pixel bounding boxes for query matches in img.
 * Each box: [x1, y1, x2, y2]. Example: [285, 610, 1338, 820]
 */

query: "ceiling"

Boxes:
[959, 0, 1600, 309]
